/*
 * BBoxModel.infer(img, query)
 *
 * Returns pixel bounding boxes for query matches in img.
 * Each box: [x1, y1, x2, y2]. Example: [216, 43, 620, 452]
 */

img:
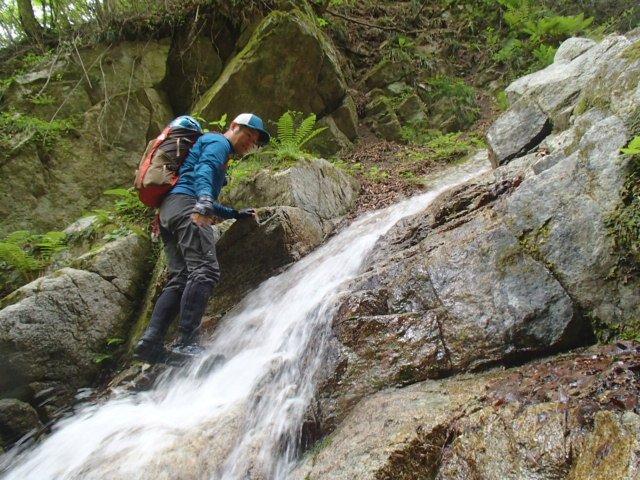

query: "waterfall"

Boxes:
[1, 158, 487, 480]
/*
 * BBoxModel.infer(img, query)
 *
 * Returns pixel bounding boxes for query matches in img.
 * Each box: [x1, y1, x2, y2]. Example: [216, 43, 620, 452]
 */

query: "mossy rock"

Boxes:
[193, 9, 347, 125]
[361, 59, 405, 91]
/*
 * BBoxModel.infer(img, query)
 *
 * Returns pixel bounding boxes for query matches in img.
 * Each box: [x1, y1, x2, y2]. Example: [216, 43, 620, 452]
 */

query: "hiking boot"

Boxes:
[133, 339, 167, 364]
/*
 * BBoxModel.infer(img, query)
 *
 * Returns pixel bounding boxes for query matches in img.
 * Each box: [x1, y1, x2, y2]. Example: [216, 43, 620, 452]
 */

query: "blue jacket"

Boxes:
[170, 133, 237, 219]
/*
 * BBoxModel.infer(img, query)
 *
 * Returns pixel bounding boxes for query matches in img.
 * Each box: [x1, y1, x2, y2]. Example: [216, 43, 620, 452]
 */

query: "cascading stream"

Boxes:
[1, 158, 487, 480]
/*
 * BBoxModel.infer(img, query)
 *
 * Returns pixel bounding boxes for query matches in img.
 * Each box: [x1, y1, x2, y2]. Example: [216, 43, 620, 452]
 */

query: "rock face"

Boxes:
[292, 343, 640, 480]
[0, 235, 152, 413]
[308, 33, 640, 439]
[193, 9, 348, 127]
[206, 206, 325, 319]
[0, 41, 173, 236]
[223, 158, 359, 228]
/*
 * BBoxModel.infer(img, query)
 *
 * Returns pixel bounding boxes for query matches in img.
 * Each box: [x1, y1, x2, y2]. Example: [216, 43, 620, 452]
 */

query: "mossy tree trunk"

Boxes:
[16, 0, 44, 45]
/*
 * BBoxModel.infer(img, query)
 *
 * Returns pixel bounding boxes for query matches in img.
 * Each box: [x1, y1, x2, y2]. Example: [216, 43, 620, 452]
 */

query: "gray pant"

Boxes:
[142, 194, 221, 344]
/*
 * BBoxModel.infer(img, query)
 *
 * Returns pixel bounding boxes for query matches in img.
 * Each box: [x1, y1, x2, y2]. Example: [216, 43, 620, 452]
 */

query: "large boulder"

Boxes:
[505, 34, 634, 129]
[308, 34, 640, 436]
[223, 158, 359, 228]
[205, 205, 324, 320]
[192, 9, 348, 126]
[0, 234, 152, 408]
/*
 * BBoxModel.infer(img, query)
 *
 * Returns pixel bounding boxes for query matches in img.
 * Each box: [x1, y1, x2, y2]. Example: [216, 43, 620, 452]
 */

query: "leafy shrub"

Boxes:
[419, 76, 479, 131]
[493, 0, 594, 73]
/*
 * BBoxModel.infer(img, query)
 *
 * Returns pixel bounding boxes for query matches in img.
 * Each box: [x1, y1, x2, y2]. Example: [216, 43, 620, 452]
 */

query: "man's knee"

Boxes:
[188, 263, 220, 288]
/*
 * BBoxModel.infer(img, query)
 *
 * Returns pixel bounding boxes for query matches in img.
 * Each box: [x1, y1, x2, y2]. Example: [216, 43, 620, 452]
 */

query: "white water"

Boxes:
[1, 159, 487, 480]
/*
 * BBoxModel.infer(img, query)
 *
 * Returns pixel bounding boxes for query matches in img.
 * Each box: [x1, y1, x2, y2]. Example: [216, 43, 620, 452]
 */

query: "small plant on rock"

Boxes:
[265, 111, 326, 162]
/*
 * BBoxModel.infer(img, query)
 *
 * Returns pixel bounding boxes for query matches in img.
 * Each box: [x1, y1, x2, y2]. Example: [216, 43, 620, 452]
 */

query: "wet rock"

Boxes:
[310, 34, 640, 435]
[207, 205, 325, 319]
[0, 399, 43, 448]
[437, 402, 578, 479]
[293, 343, 640, 479]
[568, 411, 640, 480]
[193, 9, 347, 125]
[222, 158, 358, 226]
[486, 98, 552, 167]
[291, 374, 492, 480]
[0, 256, 151, 402]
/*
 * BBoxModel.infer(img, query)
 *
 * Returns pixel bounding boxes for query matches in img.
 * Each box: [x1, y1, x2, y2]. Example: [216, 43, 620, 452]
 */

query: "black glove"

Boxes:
[192, 196, 215, 216]
[235, 208, 256, 220]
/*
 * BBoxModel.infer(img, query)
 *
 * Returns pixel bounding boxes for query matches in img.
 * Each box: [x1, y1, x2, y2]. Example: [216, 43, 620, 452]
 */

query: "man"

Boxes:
[134, 113, 271, 363]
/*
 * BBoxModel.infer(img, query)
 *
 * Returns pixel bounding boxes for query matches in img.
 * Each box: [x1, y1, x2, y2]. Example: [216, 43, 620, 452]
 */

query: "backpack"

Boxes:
[134, 116, 203, 208]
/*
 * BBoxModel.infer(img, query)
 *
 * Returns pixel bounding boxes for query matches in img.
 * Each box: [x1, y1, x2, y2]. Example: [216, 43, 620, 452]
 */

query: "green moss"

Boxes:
[605, 152, 640, 274]
[574, 95, 611, 116]
[622, 40, 640, 62]
[589, 313, 640, 343]
[0, 111, 79, 158]
[626, 108, 640, 138]
[305, 434, 334, 464]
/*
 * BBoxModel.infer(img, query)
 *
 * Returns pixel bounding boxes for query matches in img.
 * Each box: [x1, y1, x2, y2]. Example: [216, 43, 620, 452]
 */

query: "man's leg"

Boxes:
[135, 198, 190, 362]
[138, 226, 187, 345]
[167, 195, 221, 346]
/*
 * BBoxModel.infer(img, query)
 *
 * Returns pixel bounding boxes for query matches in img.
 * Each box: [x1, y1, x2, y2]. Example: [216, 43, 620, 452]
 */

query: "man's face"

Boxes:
[230, 124, 261, 156]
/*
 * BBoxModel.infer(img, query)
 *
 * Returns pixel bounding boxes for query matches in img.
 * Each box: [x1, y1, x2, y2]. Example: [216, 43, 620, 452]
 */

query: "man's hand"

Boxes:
[191, 212, 215, 227]
[236, 208, 258, 221]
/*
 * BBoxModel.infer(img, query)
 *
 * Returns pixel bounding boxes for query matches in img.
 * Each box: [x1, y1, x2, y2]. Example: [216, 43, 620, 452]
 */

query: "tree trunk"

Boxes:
[16, 0, 44, 44]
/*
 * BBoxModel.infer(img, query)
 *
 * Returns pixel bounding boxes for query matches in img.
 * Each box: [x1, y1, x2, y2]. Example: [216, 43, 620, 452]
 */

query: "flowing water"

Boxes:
[1, 157, 487, 480]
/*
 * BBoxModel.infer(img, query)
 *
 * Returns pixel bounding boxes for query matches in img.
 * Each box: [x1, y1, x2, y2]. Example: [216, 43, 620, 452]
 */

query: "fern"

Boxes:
[267, 111, 327, 161]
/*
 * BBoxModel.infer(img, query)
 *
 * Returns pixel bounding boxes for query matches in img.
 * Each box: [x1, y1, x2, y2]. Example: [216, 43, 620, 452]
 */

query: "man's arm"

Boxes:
[192, 141, 238, 220]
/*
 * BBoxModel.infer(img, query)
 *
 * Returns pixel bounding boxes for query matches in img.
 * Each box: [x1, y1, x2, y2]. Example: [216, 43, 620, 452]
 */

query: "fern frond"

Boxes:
[294, 114, 317, 146]
[299, 126, 327, 148]
[0, 242, 41, 272]
[277, 111, 295, 146]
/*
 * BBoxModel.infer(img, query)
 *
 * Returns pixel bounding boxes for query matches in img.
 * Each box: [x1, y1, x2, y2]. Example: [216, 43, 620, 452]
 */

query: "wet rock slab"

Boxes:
[293, 343, 640, 480]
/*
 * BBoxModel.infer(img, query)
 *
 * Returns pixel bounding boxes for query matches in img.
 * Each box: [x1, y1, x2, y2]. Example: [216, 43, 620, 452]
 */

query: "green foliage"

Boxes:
[264, 111, 326, 162]
[0, 110, 78, 156]
[423, 132, 485, 163]
[365, 165, 389, 182]
[421, 76, 479, 130]
[496, 90, 510, 111]
[103, 188, 150, 227]
[0, 229, 69, 297]
[489, 0, 595, 75]
[621, 136, 640, 156]
[194, 113, 228, 133]
[622, 41, 640, 62]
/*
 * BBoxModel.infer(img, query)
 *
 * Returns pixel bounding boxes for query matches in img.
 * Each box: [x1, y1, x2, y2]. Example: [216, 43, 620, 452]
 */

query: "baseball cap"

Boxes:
[233, 113, 271, 146]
